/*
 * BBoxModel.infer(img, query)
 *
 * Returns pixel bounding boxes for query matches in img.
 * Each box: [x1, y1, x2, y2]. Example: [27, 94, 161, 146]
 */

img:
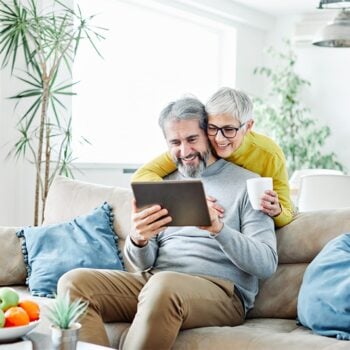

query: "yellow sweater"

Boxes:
[132, 131, 294, 227]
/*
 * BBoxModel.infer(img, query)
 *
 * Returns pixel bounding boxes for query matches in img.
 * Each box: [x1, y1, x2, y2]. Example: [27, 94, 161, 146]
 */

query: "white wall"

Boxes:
[235, 22, 269, 95]
[265, 15, 350, 172]
[296, 47, 350, 170]
[0, 63, 37, 226]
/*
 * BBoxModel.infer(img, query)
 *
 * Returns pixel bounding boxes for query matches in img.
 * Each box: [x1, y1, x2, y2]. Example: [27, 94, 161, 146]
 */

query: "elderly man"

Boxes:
[58, 97, 277, 350]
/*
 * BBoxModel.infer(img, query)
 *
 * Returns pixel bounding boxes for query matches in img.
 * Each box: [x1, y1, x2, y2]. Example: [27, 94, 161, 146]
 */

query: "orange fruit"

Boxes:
[4, 306, 30, 327]
[18, 300, 40, 321]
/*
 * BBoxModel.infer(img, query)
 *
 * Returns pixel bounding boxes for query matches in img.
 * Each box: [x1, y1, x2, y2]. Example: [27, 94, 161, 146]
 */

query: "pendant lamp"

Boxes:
[313, 0, 350, 47]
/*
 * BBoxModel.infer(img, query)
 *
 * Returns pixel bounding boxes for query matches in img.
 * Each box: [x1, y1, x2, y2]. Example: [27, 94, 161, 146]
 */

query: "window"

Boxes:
[73, 0, 236, 164]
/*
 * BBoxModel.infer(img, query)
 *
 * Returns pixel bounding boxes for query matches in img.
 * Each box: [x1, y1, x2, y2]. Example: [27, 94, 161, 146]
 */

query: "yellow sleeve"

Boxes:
[266, 156, 295, 228]
[131, 152, 177, 182]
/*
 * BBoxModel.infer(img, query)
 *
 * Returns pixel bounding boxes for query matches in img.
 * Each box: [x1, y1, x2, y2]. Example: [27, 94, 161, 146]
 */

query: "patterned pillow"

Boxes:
[17, 202, 124, 297]
[297, 233, 350, 340]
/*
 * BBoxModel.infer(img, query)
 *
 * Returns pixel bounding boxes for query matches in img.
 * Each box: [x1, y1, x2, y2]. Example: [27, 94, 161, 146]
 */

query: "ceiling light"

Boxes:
[318, 0, 350, 9]
[313, 0, 350, 47]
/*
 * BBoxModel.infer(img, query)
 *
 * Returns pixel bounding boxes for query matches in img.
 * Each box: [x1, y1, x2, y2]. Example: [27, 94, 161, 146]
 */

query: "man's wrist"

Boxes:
[209, 221, 224, 237]
[130, 236, 148, 247]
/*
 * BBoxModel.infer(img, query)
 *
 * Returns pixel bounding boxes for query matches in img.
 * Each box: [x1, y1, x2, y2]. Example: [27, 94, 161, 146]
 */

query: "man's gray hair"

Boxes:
[158, 97, 207, 134]
[205, 87, 253, 124]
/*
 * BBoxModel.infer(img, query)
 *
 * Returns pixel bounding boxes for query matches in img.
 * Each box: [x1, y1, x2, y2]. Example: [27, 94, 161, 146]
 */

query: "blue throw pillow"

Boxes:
[17, 202, 124, 298]
[297, 233, 350, 340]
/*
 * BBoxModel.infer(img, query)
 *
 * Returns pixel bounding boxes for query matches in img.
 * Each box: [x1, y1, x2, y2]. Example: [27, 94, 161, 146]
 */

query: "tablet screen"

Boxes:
[131, 180, 211, 226]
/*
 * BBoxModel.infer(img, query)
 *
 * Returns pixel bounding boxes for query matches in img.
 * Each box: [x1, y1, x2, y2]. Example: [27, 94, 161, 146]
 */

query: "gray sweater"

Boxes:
[125, 159, 277, 313]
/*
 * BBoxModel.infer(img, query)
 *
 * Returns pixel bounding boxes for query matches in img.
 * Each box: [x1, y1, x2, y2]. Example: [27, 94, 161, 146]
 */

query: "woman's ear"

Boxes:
[244, 119, 254, 133]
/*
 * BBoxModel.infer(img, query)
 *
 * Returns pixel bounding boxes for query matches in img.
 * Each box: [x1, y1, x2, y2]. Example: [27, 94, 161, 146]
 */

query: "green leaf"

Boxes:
[48, 291, 88, 329]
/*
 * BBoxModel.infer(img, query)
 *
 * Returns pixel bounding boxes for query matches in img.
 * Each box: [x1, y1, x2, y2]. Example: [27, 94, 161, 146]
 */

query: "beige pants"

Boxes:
[57, 268, 244, 350]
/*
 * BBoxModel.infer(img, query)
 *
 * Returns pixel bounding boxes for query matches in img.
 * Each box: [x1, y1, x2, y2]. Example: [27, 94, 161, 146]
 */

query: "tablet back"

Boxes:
[131, 180, 211, 226]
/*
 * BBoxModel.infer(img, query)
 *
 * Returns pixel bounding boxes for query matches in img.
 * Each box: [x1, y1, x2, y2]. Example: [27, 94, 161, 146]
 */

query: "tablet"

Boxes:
[131, 180, 211, 226]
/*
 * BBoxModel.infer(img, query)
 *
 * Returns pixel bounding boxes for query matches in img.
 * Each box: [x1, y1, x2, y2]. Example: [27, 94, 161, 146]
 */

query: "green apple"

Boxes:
[0, 287, 19, 312]
[0, 309, 4, 328]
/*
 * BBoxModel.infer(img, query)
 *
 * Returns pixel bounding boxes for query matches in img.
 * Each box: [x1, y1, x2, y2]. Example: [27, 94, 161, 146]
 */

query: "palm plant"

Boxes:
[0, 0, 106, 225]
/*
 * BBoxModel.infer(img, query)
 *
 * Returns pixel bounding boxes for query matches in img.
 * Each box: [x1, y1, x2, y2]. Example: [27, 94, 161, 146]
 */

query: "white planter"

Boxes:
[51, 322, 81, 350]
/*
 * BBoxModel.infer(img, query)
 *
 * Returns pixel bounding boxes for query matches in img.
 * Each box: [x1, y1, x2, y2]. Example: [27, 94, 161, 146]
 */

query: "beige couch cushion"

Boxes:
[173, 318, 350, 350]
[248, 263, 307, 319]
[249, 207, 350, 319]
[277, 208, 350, 264]
[44, 176, 133, 240]
[0, 226, 27, 285]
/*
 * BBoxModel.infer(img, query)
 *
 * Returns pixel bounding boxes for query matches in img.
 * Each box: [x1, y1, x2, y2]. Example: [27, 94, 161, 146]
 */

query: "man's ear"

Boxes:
[244, 119, 254, 134]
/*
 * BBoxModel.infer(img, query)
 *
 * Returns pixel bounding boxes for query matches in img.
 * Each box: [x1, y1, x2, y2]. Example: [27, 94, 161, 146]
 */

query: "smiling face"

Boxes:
[207, 113, 254, 158]
[164, 119, 216, 178]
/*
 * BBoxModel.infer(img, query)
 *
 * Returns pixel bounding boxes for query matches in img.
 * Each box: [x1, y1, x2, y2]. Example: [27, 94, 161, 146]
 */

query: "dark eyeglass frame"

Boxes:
[207, 123, 246, 139]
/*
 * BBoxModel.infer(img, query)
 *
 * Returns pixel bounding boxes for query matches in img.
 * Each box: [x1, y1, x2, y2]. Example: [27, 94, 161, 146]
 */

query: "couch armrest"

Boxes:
[0, 226, 27, 285]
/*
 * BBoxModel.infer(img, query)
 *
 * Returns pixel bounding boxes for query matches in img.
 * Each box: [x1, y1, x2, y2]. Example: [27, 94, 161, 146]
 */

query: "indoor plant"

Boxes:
[0, 0, 106, 225]
[49, 291, 88, 350]
[253, 39, 344, 176]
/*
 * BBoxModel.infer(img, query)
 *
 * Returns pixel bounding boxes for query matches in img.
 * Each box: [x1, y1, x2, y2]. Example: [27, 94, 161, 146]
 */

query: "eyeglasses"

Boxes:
[207, 123, 246, 139]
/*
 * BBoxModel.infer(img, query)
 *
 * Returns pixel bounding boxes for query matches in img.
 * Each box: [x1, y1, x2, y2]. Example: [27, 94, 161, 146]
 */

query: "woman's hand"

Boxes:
[260, 190, 282, 217]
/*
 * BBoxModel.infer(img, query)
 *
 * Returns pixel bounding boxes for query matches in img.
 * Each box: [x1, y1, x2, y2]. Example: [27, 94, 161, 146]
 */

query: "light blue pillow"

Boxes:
[297, 233, 350, 340]
[17, 202, 124, 298]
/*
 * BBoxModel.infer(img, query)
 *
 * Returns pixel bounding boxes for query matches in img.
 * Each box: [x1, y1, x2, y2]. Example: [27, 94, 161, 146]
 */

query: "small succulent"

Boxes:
[49, 291, 88, 329]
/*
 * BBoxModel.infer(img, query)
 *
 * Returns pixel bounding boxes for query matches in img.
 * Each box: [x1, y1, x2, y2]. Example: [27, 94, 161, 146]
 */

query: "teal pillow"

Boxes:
[297, 233, 350, 340]
[17, 202, 124, 298]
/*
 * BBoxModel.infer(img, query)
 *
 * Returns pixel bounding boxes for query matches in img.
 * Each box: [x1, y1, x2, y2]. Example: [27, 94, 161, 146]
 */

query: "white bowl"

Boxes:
[0, 320, 40, 342]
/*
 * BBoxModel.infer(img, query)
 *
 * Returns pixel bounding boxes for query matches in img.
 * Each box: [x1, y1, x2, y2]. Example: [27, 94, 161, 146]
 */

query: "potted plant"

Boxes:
[49, 291, 88, 350]
[253, 39, 344, 176]
[0, 0, 106, 225]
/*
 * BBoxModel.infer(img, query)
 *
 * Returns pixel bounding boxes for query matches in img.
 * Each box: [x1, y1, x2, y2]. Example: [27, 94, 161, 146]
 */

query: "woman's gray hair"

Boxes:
[205, 87, 253, 123]
[158, 97, 207, 134]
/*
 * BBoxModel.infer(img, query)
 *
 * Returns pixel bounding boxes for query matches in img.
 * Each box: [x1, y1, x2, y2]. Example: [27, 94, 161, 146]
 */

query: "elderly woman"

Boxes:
[132, 87, 294, 227]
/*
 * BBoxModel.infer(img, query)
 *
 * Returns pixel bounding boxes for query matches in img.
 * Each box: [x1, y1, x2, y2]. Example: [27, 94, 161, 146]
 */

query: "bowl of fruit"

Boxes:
[0, 287, 40, 342]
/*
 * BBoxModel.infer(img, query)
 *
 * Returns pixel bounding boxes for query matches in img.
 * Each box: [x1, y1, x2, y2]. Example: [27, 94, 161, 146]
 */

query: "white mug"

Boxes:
[247, 177, 273, 210]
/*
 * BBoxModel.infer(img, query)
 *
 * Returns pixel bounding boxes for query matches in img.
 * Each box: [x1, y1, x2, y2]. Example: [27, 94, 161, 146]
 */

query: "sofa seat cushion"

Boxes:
[173, 319, 350, 350]
[92, 318, 350, 350]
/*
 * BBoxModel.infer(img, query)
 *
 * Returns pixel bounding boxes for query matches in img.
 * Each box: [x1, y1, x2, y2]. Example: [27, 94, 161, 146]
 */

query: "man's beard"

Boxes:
[175, 150, 210, 178]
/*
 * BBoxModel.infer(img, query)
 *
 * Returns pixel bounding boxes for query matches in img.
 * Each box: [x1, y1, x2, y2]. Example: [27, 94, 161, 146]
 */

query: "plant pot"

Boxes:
[51, 322, 81, 350]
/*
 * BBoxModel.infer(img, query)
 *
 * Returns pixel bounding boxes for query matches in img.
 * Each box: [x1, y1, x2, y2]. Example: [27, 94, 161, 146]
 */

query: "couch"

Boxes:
[1, 175, 350, 349]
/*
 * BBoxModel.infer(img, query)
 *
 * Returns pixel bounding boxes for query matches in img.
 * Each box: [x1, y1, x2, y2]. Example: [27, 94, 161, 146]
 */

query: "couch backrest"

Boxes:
[248, 208, 350, 319]
[44, 176, 350, 319]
